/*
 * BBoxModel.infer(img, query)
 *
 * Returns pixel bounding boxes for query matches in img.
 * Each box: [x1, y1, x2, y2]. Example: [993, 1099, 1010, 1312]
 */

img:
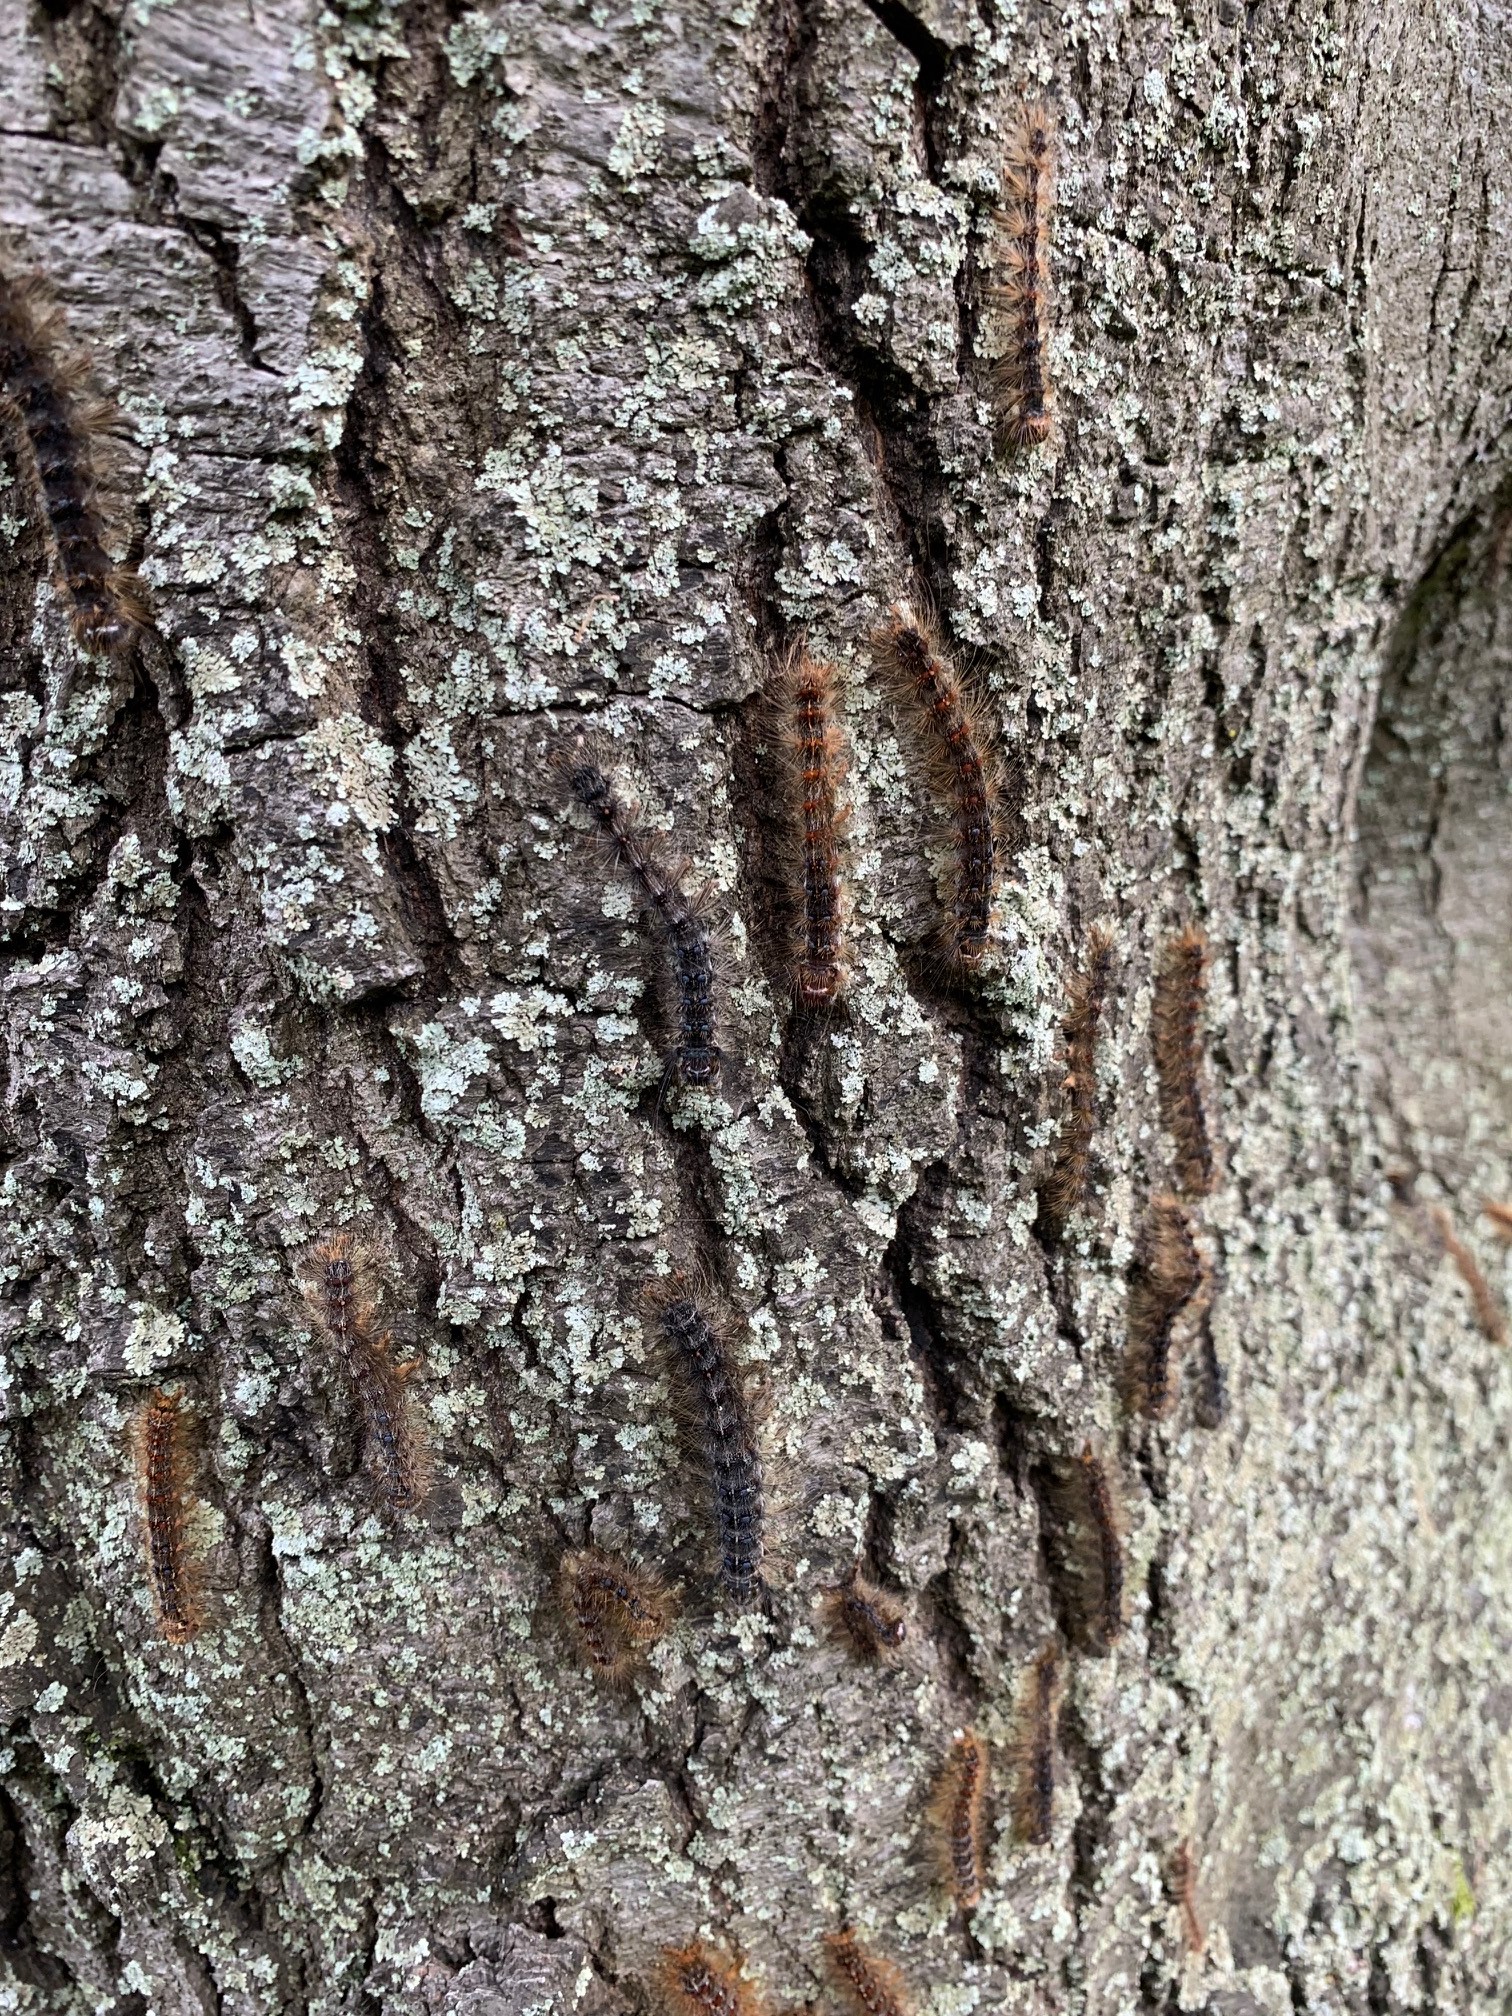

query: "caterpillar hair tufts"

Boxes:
[648, 1277, 763, 1602]
[1152, 926, 1218, 1196]
[1427, 1206, 1507, 1346]
[655, 1945, 764, 2016]
[771, 645, 849, 1009]
[928, 1726, 989, 1910]
[1170, 1840, 1205, 1954]
[1043, 1443, 1127, 1655]
[138, 1391, 199, 1643]
[824, 1931, 911, 2016]
[0, 268, 148, 659]
[307, 1234, 428, 1509]
[560, 744, 721, 1089]
[1124, 1194, 1206, 1418]
[823, 1563, 907, 1662]
[988, 100, 1055, 449]
[874, 604, 998, 973]
[559, 1545, 672, 1683]
[1010, 1641, 1061, 1846]
[1043, 925, 1114, 1224]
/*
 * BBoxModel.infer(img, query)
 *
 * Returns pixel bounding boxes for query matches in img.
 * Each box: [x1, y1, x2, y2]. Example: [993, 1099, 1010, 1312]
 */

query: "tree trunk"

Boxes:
[3, 0, 1511, 2009]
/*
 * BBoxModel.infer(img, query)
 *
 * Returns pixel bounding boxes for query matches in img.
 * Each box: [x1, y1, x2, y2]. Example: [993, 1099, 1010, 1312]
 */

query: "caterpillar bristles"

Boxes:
[1009, 1641, 1061, 1846]
[306, 1233, 428, 1510]
[1042, 924, 1114, 1225]
[927, 1726, 989, 1910]
[768, 644, 850, 1011]
[1124, 1194, 1206, 1418]
[137, 1390, 201, 1644]
[823, 1562, 907, 1662]
[559, 1545, 673, 1684]
[1152, 926, 1218, 1196]
[655, 1943, 765, 2016]
[824, 1930, 911, 2016]
[987, 99, 1056, 449]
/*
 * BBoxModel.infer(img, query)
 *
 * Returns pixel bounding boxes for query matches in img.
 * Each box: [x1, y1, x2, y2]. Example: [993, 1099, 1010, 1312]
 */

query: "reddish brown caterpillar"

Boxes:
[1124, 1194, 1206, 1418]
[1427, 1206, 1507, 1346]
[989, 100, 1055, 448]
[1043, 925, 1114, 1224]
[655, 1944, 763, 2016]
[1482, 1200, 1512, 1241]
[1152, 926, 1218, 1196]
[823, 1564, 907, 1662]
[928, 1727, 989, 1909]
[1010, 1641, 1061, 1846]
[824, 1931, 911, 2016]
[562, 747, 720, 1089]
[308, 1234, 427, 1509]
[874, 605, 998, 973]
[559, 1545, 672, 1683]
[0, 268, 147, 659]
[648, 1278, 763, 1602]
[1170, 1840, 1205, 1954]
[1043, 1444, 1126, 1655]
[138, 1391, 199, 1643]
[771, 646, 849, 1009]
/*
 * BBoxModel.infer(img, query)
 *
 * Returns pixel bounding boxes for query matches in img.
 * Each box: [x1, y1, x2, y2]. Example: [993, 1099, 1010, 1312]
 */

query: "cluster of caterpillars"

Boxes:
[655, 1929, 912, 2016]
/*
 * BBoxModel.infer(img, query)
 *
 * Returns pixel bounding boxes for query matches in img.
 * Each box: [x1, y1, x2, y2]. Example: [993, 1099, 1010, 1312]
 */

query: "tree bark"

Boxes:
[3, 0, 1512, 2010]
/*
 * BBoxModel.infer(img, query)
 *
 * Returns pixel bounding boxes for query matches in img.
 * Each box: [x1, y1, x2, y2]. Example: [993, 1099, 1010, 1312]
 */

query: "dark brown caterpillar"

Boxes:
[1010, 1641, 1061, 1846]
[0, 268, 147, 658]
[649, 1280, 763, 1601]
[1152, 927, 1217, 1195]
[824, 1930, 911, 2016]
[1125, 1194, 1206, 1418]
[1043, 925, 1114, 1224]
[1043, 1444, 1126, 1655]
[559, 1546, 671, 1683]
[139, 1391, 198, 1643]
[656, 1944, 763, 2016]
[823, 1564, 907, 1662]
[773, 646, 849, 1009]
[989, 101, 1055, 448]
[928, 1727, 989, 1909]
[1193, 1311, 1228, 1429]
[563, 749, 720, 1088]
[308, 1234, 426, 1509]
[874, 605, 997, 973]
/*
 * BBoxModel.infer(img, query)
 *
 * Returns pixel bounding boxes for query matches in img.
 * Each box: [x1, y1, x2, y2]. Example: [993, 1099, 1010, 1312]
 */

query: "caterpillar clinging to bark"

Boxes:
[989, 101, 1055, 449]
[1043, 925, 1114, 1225]
[825, 1931, 911, 2016]
[559, 1546, 672, 1683]
[649, 1278, 763, 1602]
[1125, 1194, 1206, 1418]
[138, 1391, 199, 1643]
[823, 1563, 907, 1662]
[1152, 926, 1218, 1196]
[1010, 1641, 1061, 1846]
[771, 646, 849, 1010]
[308, 1234, 427, 1510]
[928, 1727, 990, 1909]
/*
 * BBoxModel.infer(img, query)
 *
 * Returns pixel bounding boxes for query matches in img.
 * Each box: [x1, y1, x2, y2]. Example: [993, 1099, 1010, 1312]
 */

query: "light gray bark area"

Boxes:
[2, 0, 1512, 2010]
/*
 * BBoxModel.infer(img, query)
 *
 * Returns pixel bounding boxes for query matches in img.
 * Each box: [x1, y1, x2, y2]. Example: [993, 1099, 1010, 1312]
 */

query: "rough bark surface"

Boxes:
[2, 0, 1512, 2011]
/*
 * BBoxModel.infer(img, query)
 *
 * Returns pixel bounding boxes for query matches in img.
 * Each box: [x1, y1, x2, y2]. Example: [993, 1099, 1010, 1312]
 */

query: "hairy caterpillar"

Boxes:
[825, 1931, 911, 2016]
[1010, 1641, 1061, 1846]
[0, 268, 147, 658]
[771, 646, 849, 1009]
[823, 1564, 907, 1662]
[1125, 1194, 1205, 1417]
[1170, 1840, 1205, 1954]
[874, 605, 998, 973]
[1427, 1205, 1507, 1346]
[139, 1391, 199, 1643]
[1193, 1312, 1228, 1429]
[308, 1234, 427, 1509]
[928, 1727, 989, 1909]
[649, 1279, 763, 1602]
[988, 101, 1055, 448]
[559, 1545, 671, 1683]
[1152, 927, 1218, 1196]
[656, 1945, 763, 2016]
[1042, 925, 1114, 1224]
[562, 748, 720, 1089]
[1042, 1444, 1126, 1655]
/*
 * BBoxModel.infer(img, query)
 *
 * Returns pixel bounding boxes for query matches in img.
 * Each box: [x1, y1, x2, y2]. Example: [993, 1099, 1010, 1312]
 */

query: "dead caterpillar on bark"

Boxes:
[770, 646, 849, 1009]
[1010, 1641, 1061, 1846]
[988, 100, 1055, 448]
[823, 1563, 907, 1662]
[824, 1931, 911, 2016]
[656, 1945, 763, 2016]
[1426, 1206, 1507, 1346]
[1042, 925, 1114, 1224]
[308, 1234, 427, 1509]
[649, 1279, 763, 1602]
[1125, 1195, 1206, 1418]
[874, 605, 998, 973]
[928, 1727, 989, 1910]
[1169, 1840, 1205, 1954]
[562, 747, 720, 1089]
[0, 268, 148, 659]
[1152, 926, 1218, 1196]
[138, 1391, 199, 1643]
[559, 1545, 672, 1683]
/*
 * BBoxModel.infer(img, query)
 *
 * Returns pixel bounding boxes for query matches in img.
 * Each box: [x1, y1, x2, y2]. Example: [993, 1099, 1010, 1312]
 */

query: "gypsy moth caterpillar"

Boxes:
[1010, 1641, 1061, 1846]
[824, 1931, 911, 2016]
[559, 1545, 672, 1684]
[1426, 1206, 1507, 1346]
[656, 1945, 763, 2016]
[0, 268, 148, 659]
[1152, 927, 1218, 1197]
[771, 646, 849, 1009]
[988, 100, 1055, 449]
[1042, 1444, 1126, 1655]
[1078, 1444, 1125, 1652]
[1169, 1840, 1205, 1955]
[561, 746, 721, 1089]
[928, 1727, 989, 1910]
[874, 605, 998, 973]
[138, 1390, 199, 1643]
[1042, 925, 1114, 1224]
[307, 1235, 427, 1509]
[1193, 1312, 1228, 1429]
[823, 1563, 907, 1662]
[1124, 1194, 1205, 1418]
[649, 1278, 763, 1602]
